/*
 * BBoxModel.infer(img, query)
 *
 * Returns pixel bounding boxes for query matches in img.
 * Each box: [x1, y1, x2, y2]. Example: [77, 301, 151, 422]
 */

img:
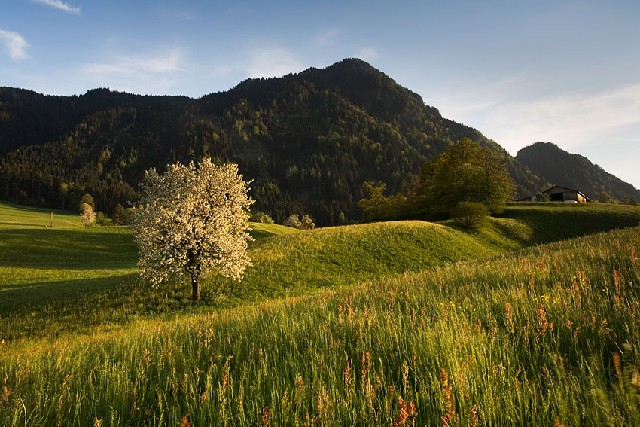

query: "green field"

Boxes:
[2, 201, 640, 425]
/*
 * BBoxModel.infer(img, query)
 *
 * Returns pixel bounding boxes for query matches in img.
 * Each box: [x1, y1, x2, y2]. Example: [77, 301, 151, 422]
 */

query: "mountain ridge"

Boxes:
[516, 142, 640, 201]
[0, 59, 633, 224]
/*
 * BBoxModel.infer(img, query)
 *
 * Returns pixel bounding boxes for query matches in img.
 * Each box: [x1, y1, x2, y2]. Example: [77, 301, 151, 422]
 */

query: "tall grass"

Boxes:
[0, 219, 501, 341]
[502, 202, 640, 243]
[2, 226, 640, 425]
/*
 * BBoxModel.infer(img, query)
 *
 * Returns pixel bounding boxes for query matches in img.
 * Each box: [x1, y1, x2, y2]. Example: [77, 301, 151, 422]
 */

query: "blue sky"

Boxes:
[2, 0, 640, 191]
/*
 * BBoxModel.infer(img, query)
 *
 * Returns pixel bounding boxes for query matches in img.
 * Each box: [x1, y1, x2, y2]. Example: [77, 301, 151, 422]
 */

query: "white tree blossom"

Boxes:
[80, 202, 96, 227]
[132, 159, 254, 300]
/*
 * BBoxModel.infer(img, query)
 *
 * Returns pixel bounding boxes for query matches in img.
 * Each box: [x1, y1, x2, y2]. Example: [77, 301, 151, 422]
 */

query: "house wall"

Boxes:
[544, 186, 588, 203]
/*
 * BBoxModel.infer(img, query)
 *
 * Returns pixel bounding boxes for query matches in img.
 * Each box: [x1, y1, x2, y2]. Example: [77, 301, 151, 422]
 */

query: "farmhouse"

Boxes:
[539, 185, 590, 203]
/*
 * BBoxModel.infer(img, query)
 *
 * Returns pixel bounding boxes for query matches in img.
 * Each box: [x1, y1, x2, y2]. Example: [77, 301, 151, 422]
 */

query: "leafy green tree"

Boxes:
[300, 214, 315, 230]
[450, 201, 489, 230]
[358, 181, 411, 222]
[418, 138, 514, 217]
[132, 159, 253, 301]
[250, 211, 274, 224]
[112, 203, 134, 225]
[598, 191, 615, 204]
[358, 181, 389, 221]
[95, 211, 111, 226]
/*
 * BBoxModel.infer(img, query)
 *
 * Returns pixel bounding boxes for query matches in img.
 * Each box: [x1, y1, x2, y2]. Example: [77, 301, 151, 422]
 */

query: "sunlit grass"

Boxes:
[0, 200, 82, 229]
[3, 200, 640, 425]
[2, 226, 640, 425]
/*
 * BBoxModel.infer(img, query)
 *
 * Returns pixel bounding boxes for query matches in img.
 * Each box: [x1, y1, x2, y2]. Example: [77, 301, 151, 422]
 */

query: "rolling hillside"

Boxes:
[2, 200, 640, 425]
[517, 142, 640, 201]
[3, 200, 640, 342]
[1, 59, 549, 225]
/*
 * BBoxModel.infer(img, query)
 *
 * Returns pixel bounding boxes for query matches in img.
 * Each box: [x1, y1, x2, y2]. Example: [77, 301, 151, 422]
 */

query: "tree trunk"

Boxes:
[191, 273, 200, 301]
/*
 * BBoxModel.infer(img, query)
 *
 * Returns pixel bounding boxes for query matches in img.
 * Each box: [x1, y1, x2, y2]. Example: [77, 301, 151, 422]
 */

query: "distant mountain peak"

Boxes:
[516, 142, 640, 200]
[0, 60, 558, 223]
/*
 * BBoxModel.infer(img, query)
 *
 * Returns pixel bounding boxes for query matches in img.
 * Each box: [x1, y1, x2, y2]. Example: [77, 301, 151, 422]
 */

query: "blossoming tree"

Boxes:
[132, 159, 253, 300]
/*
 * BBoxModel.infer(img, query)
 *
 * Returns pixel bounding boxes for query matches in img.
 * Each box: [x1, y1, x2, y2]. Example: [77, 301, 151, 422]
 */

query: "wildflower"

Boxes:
[613, 352, 622, 377]
[261, 407, 272, 427]
[393, 396, 417, 426]
[179, 414, 191, 427]
[2, 385, 11, 402]
[504, 302, 515, 334]
[343, 354, 353, 389]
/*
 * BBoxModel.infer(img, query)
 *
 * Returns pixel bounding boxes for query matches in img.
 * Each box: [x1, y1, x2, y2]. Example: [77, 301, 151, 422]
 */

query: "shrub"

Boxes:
[250, 211, 275, 224]
[112, 204, 135, 225]
[450, 201, 489, 230]
[300, 214, 315, 230]
[284, 214, 315, 230]
[283, 214, 302, 229]
[95, 212, 111, 226]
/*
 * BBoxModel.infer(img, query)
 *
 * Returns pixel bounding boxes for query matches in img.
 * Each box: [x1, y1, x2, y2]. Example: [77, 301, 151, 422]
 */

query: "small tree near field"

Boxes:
[418, 138, 515, 217]
[598, 191, 615, 204]
[300, 214, 315, 230]
[79, 193, 95, 210]
[132, 159, 254, 300]
[80, 203, 96, 227]
[283, 214, 302, 229]
[450, 201, 489, 231]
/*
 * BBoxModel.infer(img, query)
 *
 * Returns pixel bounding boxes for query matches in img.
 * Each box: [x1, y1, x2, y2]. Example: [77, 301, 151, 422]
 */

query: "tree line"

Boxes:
[0, 60, 554, 225]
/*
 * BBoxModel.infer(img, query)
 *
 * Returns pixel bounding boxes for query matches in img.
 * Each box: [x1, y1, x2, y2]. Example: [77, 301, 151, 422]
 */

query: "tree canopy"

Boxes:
[132, 159, 253, 300]
[418, 138, 515, 217]
[517, 142, 640, 201]
[0, 61, 549, 225]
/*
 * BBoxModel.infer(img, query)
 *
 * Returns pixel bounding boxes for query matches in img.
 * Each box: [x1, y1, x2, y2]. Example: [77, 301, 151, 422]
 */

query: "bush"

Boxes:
[284, 214, 315, 230]
[250, 211, 274, 224]
[80, 203, 96, 227]
[300, 214, 315, 230]
[450, 201, 489, 230]
[283, 214, 302, 229]
[112, 204, 135, 225]
[95, 212, 111, 226]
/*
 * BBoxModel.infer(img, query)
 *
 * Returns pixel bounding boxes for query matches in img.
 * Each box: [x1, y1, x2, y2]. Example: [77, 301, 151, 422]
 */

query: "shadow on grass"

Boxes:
[502, 204, 640, 244]
[0, 274, 139, 315]
[0, 228, 137, 270]
[0, 273, 247, 341]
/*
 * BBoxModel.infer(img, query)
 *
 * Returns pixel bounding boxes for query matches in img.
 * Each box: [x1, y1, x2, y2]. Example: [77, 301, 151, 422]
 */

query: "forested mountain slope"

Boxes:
[0, 59, 564, 224]
[517, 142, 640, 201]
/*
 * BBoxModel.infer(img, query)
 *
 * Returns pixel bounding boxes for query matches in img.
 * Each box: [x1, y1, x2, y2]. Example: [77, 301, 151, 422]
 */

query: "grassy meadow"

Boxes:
[2, 201, 640, 425]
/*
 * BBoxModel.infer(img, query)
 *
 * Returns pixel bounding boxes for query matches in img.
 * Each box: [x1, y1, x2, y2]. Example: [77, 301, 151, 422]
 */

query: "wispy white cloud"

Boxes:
[0, 29, 29, 61]
[519, 85, 637, 147]
[448, 83, 640, 155]
[83, 48, 186, 76]
[356, 47, 379, 62]
[245, 47, 305, 79]
[32, 0, 80, 14]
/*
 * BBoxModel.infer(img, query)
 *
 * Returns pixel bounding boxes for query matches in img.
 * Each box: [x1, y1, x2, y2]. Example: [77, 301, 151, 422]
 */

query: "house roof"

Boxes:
[542, 185, 591, 201]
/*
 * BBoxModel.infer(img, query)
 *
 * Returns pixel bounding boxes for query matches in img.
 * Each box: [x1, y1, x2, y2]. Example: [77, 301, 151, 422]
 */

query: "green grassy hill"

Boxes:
[2, 201, 640, 341]
[2, 213, 640, 424]
[2, 201, 640, 425]
[0, 203, 504, 340]
[502, 202, 640, 243]
[0, 200, 82, 229]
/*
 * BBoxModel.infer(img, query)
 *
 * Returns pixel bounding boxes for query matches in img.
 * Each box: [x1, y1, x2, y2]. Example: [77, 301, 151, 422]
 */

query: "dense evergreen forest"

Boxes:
[0, 59, 634, 225]
[516, 142, 640, 201]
